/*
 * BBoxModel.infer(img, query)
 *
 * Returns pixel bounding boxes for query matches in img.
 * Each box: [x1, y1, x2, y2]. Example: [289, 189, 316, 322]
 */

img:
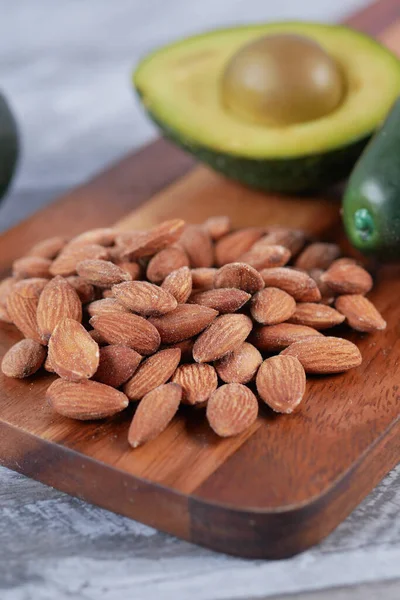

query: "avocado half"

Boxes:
[0, 91, 18, 199]
[134, 22, 400, 193]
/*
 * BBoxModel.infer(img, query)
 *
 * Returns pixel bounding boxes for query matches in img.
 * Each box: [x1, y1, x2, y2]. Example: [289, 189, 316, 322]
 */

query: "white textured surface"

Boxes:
[1, 1, 399, 598]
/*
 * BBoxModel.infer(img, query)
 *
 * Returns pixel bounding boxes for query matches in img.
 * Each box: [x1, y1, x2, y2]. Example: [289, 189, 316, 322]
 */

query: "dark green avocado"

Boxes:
[342, 98, 400, 259]
[0, 91, 19, 199]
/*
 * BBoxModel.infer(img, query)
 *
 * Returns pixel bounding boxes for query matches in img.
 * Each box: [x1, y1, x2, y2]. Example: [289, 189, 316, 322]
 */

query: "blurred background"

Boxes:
[0, 0, 368, 230]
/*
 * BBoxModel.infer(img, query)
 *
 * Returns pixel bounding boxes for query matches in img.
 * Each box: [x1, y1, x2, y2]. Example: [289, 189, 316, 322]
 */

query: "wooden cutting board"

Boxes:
[0, 0, 399, 560]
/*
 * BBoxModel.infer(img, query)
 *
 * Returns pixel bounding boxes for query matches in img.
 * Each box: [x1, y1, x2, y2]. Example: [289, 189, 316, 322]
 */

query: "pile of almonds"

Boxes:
[0, 217, 386, 447]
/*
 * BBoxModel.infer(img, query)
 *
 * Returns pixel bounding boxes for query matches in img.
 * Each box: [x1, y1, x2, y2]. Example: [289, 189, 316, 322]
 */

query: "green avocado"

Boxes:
[0, 91, 19, 199]
[342, 98, 400, 260]
[134, 22, 400, 193]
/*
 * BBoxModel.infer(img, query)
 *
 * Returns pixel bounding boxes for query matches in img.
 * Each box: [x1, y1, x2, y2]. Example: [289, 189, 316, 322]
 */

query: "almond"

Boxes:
[93, 345, 142, 387]
[295, 242, 341, 271]
[50, 244, 109, 277]
[191, 268, 217, 291]
[206, 383, 258, 437]
[149, 304, 218, 344]
[214, 262, 264, 294]
[121, 219, 185, 260]
[172, 363, 218, 405]
[288, 302, 345, 330]
[102, 289, 114, 299]
[76, 259, 132, 288]
[239, 241, 291, 270]
[66, 228, 116, 248]
[261, 227, 306, 255]
[1, 339, 46, 378]
[12, 256, 52, 280]
[250, 287, 296, 325]
[112, 281, 177, 316]
[88, 328, 108, 346]
[161, 266, 192, 303]
[90, 313, 160, 355]
[0, 277, 16, 306]
[44, 353, 55, 373]
[193, 313, 253, 363]
[256, 355, 306, 414]
[66, 276, 96, 304]
[27, 236, 68, 259]
[124, 347, 181, 401]
[203, 216, 231, 240]
[113, 261, 141, 280]
[215, 227, 265, 266]
[47, 378, 129, 420]
[179, 224, 214, 268]
[320, 261, 373, 295]
[86, 298, 130, 318]
[335, 295, 387, 332]
[146, 246, 189, 283]
[215, 342, 262, 384]
[281, 336, 362, 373]
[128, 382, 182, 448]
[259, 267, 321, 302]
[249, 323, 323, 352]
[13, 277, 49, 297]
[167, 338, 194, 363]
[0, 304, 12, 323]
[48, 318, 99, 381]
[309, 268, 335, 305]
[189, 288, 251, 313]
[6, 288, 42, 343]
[36, 276, 82, 343]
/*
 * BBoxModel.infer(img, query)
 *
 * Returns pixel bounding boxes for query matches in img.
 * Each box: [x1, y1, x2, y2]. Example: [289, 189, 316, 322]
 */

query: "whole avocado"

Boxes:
[342, 98, 400, 260]
[0, 91, 19, 199]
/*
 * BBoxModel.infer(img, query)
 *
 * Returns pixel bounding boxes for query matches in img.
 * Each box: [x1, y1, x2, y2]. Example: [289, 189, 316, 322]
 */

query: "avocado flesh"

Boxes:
[134, 22, 400, 193]
[0, 92, 18, 199]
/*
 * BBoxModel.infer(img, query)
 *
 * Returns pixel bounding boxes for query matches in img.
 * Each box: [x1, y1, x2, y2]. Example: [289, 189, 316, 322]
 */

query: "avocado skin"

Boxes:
[342, 99, 400, 260]
[0, 91, 19, 199]
[146, 108, 370, 193]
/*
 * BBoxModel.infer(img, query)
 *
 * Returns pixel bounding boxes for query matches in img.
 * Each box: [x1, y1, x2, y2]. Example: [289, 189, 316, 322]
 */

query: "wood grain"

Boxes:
[0, 0, 399, 559]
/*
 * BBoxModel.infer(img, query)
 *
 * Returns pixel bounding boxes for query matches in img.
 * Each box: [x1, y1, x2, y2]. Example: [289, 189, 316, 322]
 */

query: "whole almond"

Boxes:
[191, 268, 217, 291]
[261, 227, 306, 255]
[66, 276, 96, 304]
[86, 298, 130, 318]
[309, 268, 335, 305]
[128, 382, 182, 448]
[256, 355, 306, 414]
[27, 236, 68, 259]
[250, 323, 323, 352]
[149, 304, 218, 344]
[190, 288, 251, 313]
[112, 281, 177, 316]
[13, 277, 49, 298]
[172, 363, 218, 405]
[44, 353, 55, 373]
[161, 266, 192, 303]
[12, 257, 52, 280]
[239, 241, 291, 270]
[250, 287, 296, 325]
[6, 288, 42, 343]
[121, 219, 185, 260]
[215, 342, 262, 384]
[0, 304, 12, 323]
[281, 336, 362, 373]
[50, 244, 109, 277]
[203, 216, 231, 240]
[113, 261, 141, 281]
[295, 242, 341, 271]
[47, 378, 128, 420]
[215, 227, 265, 266]
[179, 224, 214, 268]
[146, 246, 189, 283]
[193, 313, 253, 363]
[48, 318, 99, 381]
[335, 295, 387, 332]
[1, 339, 46, 378]
[260, 267, 321, 302]
[94, 345, 142, 387]
[320, 261, 373, 295]
[288, 302, 345, 330]
[124, 347, 181, 401]
[36, 276, 82, 343]
[65, 228, 116, 248]
[214, 262, 264, 294]
[76, 259, 132, 288]
[206, 383, 258, 437]
[90, 313, 160, 355]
